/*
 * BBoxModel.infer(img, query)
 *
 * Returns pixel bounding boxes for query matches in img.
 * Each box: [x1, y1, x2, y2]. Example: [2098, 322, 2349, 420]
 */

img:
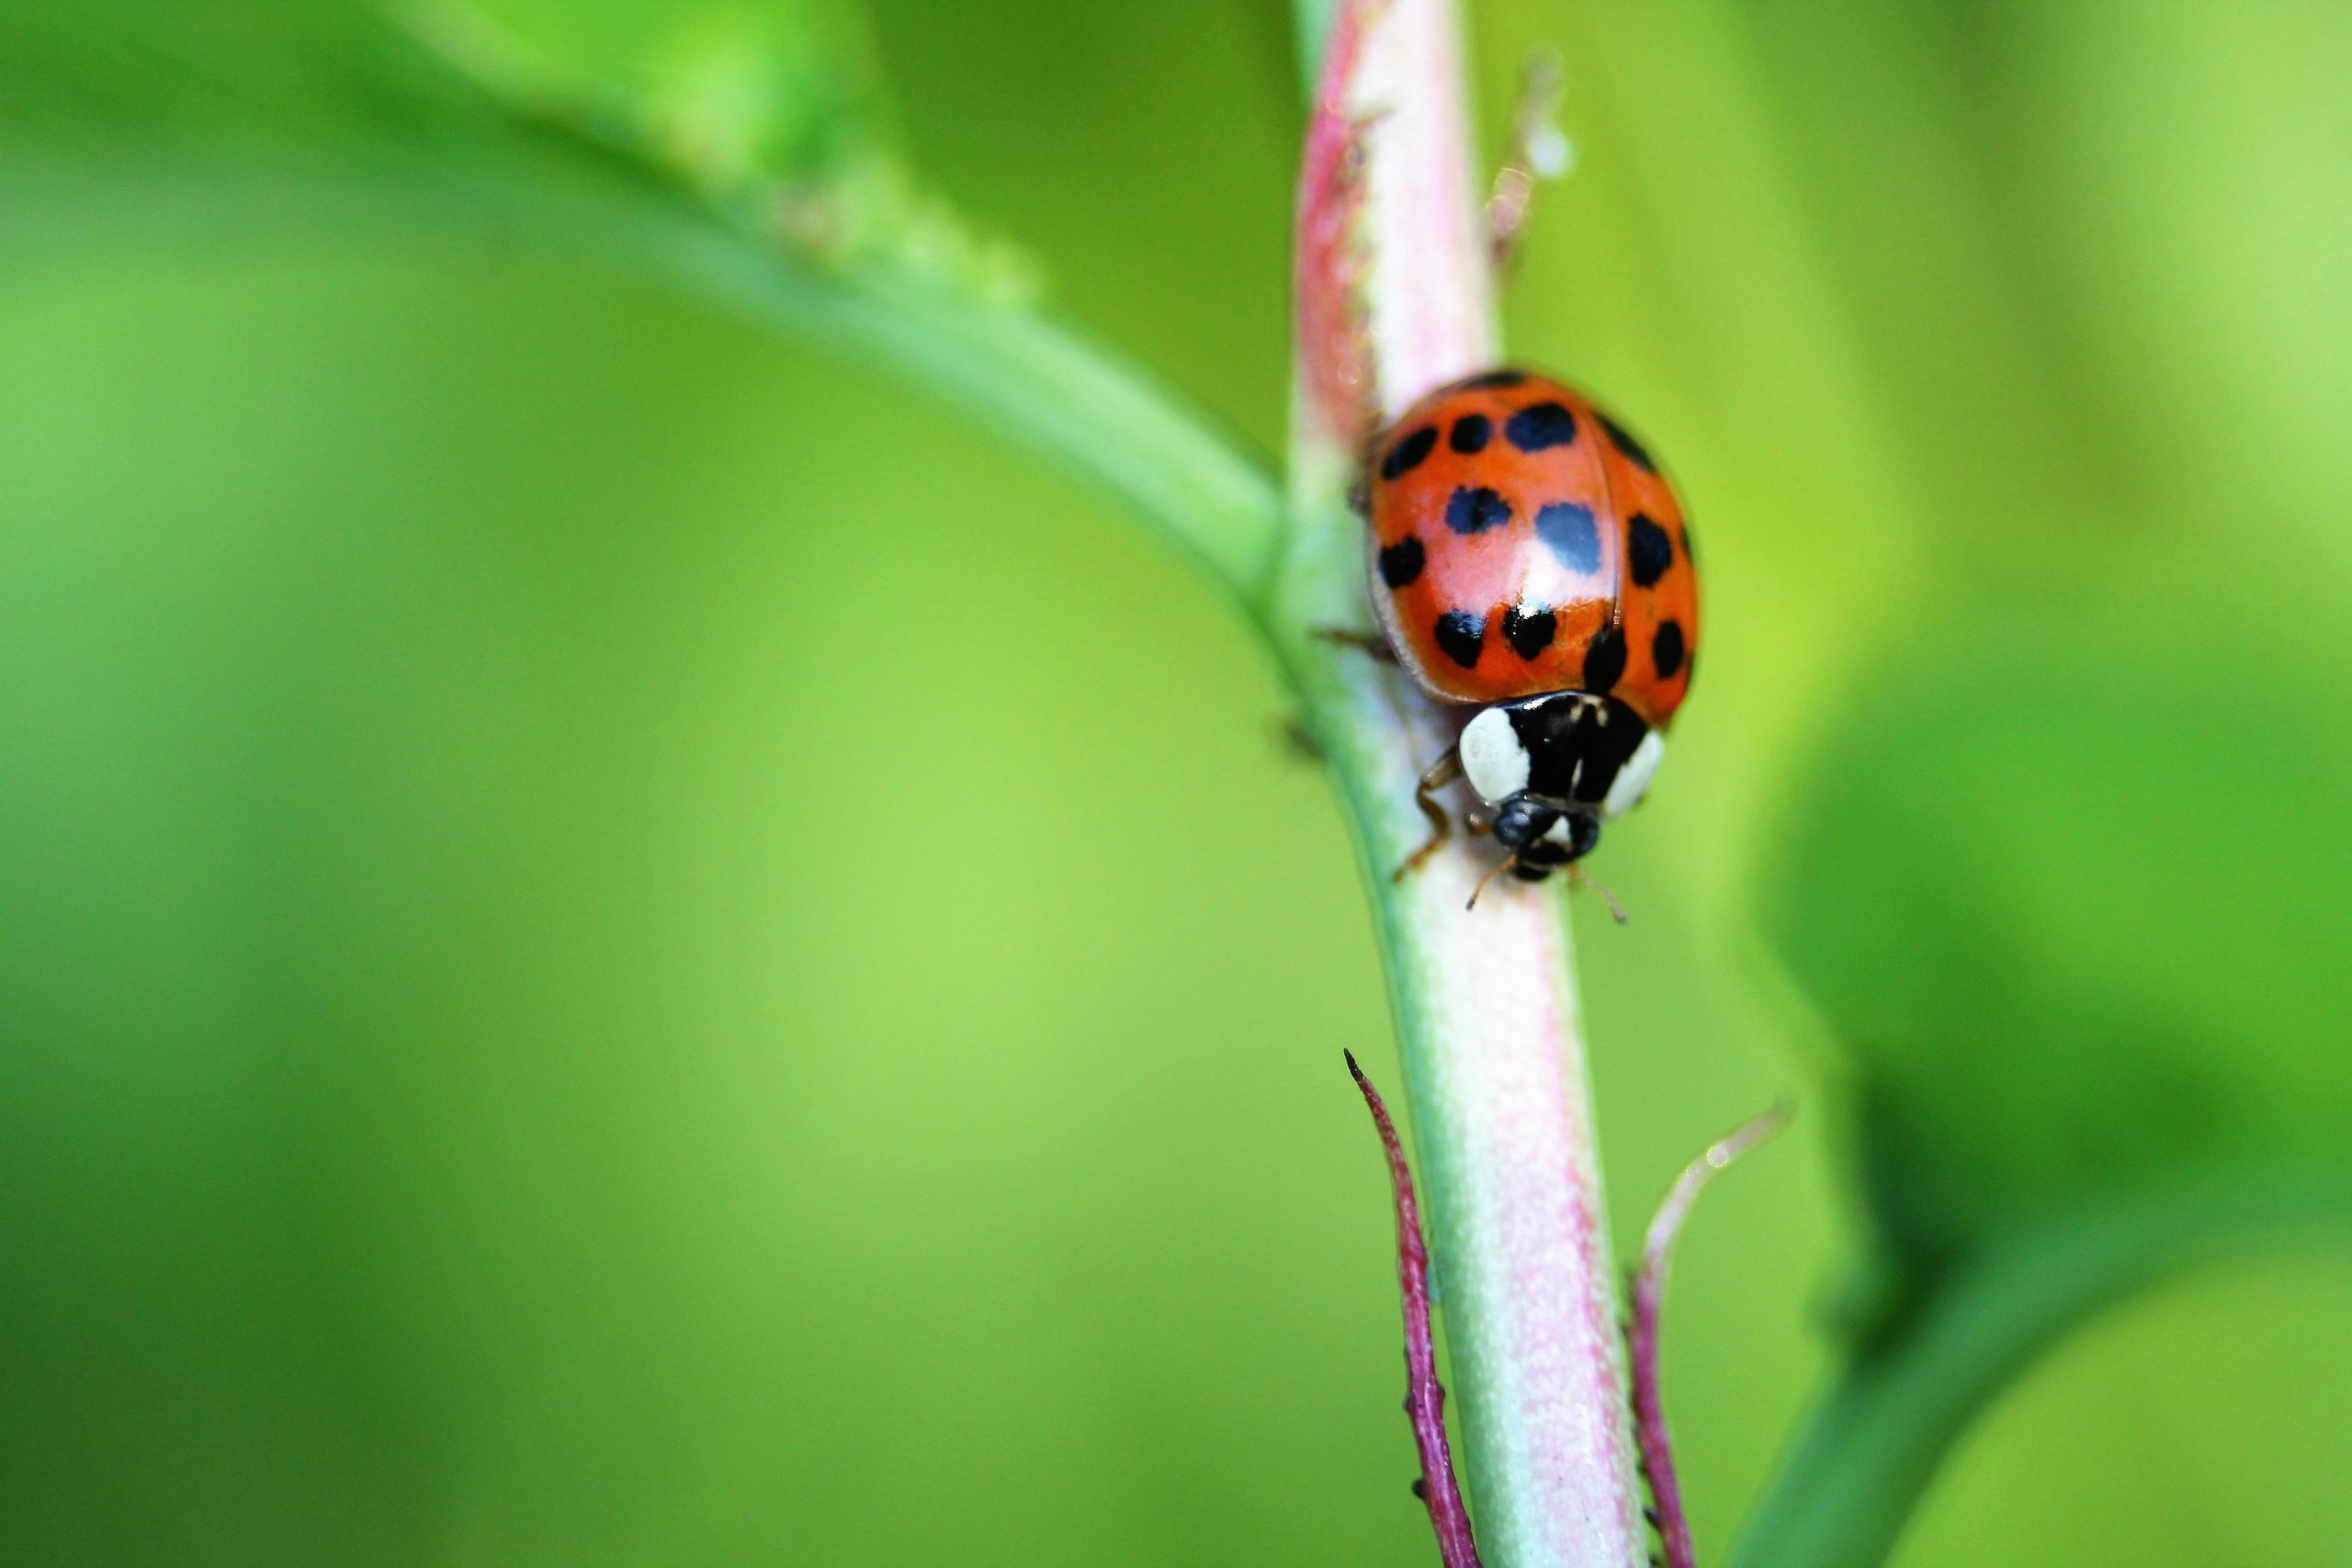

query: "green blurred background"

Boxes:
[3, 2, 2349, 1563]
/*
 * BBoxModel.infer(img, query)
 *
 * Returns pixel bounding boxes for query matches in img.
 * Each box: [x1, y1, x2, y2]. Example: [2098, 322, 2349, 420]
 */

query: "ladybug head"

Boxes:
[1487, 795, 1601, 877]
[1456, 691, 1666, 886]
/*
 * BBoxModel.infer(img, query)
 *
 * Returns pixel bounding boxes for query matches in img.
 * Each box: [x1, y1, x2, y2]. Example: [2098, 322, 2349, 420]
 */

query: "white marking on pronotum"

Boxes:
[1460, 705, 1531, 804]
[1602, 730, 1665, 818]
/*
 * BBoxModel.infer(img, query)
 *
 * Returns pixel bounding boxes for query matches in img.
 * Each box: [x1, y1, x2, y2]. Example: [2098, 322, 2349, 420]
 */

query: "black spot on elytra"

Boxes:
[1450, 413, 1492, 455]
[1456, 369, 1528, 390]
[1379, 426, 1438, 480]
[1434, 610, 1486, 669]
[1653, 619, 1687, 680]
[1505, 401, 1580, 452]
[1627, 513, 1674, 588]
[1597, 412, 1656, 472]
[1534, 501, 1600, 573]
[1377, 536, 1425, 589]
[1445, 485, 1512, 535]
[1502, 606, 1557, 659]
[1583, 623, 1628, 693]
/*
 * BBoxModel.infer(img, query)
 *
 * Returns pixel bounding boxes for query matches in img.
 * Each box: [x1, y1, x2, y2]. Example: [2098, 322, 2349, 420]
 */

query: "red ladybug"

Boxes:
[1364, 369, 1698, 886]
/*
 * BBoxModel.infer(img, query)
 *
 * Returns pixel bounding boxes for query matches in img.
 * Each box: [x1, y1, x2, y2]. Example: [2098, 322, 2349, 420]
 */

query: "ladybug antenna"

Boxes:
[1567, 863, 1630, 926]
[1466, 854, 1521, 910]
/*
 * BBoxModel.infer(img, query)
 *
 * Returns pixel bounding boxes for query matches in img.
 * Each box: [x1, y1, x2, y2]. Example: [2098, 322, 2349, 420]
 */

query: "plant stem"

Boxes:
[1282, 17, 1644, 1562]
[1632, 1107, 1791, 1568]
[1281, 596, 1645, 1568]
[1368, 828, 1643, 1568]
[1285, 4, 1645, 1562]
[1727, 1180, 2337, 1568]
[1350, 1050, 1486, 1568]
[645, 239, 1289, 621]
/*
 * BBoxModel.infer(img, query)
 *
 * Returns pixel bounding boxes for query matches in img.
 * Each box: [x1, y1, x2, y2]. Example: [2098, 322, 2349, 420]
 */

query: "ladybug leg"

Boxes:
[1314, 626, 1398, 663]
[1393, 745, 1463, 882]
[1486, 51, 1567, 273]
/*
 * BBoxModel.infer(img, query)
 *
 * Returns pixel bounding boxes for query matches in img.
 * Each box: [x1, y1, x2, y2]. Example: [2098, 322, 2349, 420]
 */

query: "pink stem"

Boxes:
[1348, 1051, 1484, 1568]
[1294, 0, 1494, 451]
[1294, 0, 1380, 451]
[1628, 1105, 1792, 1568]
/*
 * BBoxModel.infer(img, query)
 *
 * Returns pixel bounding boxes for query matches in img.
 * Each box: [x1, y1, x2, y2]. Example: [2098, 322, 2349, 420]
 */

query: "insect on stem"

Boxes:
[1627, 1102, 1792, 1568]
[1345, 1051, 1484, 1568]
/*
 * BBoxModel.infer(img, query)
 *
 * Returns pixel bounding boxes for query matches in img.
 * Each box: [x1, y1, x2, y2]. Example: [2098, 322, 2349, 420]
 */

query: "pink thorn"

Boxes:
[1628, 1102, 1792, 1568]
[1346, 1051, 1483, 1568]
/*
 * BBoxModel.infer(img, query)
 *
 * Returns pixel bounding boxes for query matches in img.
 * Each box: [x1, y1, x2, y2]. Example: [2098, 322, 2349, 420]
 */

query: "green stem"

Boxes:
[1729, 1181, 2344, 1568]
[1728, 1258, 2090, 1568]
[0, 2, 1290, 634]
[36, 176, 1284, 626]
[609, 220, 1288, 623]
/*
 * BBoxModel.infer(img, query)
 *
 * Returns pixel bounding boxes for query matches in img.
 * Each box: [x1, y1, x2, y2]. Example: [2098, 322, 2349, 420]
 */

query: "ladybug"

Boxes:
[1363, 369, 1698, 892]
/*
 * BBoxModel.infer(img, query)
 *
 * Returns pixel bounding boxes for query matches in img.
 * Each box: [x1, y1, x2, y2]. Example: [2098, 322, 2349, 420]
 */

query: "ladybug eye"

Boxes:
[1491, 798, 1558, 852]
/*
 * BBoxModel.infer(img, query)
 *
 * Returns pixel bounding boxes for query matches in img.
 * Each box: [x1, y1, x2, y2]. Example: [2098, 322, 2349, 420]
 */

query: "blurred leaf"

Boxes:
[0, 0, 880, 175]
[430, 0, 894, 185]
[0, 6, 490, 160]
[0, 0, 1283, 611]
[1734, 545, 2352, 1568]
[1725, 0, 2352, 591]
[1790, 558, 2352, 1281]
[1665, 5, 2352, 1562]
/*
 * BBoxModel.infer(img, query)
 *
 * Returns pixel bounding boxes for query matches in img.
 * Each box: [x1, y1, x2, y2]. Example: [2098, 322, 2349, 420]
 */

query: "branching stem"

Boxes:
[24, 9, 1658, 1565]
[1629, 1105, 1791, 1568]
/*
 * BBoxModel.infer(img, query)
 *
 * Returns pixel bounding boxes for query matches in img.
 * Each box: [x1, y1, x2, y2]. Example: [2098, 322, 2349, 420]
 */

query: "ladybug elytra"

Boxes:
[1363, 369, 1699, 890]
